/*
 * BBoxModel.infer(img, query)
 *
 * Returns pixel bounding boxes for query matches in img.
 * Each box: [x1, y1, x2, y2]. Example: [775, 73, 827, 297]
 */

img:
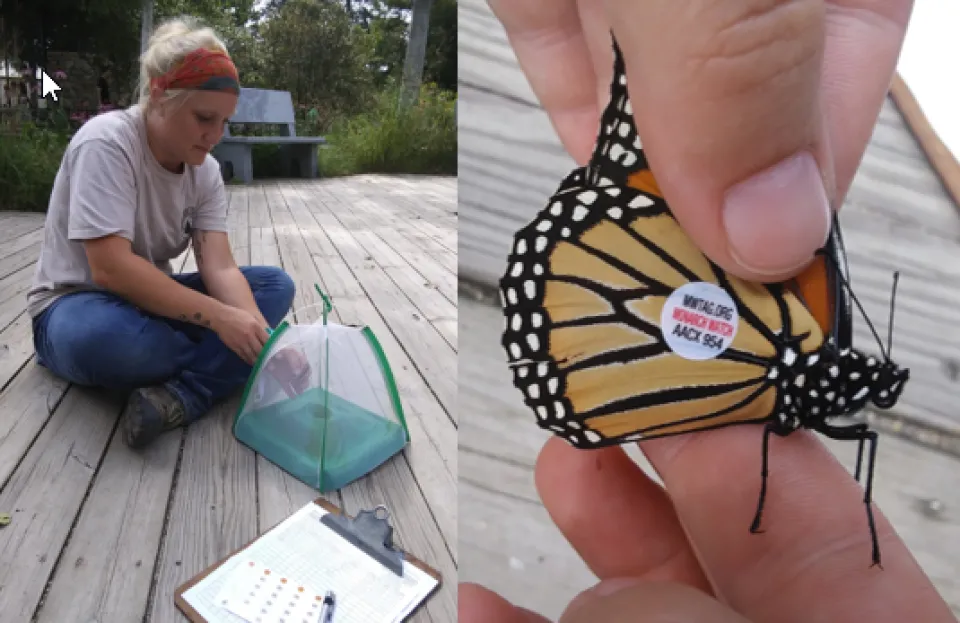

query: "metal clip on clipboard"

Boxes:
[320, 504, 405, 576]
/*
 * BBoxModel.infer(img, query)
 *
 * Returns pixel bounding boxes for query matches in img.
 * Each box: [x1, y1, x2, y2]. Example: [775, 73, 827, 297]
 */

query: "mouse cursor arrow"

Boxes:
[35, 67, 62, 102]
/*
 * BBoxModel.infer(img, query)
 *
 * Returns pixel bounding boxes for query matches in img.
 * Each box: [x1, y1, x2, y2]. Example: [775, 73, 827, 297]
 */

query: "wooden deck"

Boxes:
[0, 174, 457, 622]
[459, 0, 960, 620]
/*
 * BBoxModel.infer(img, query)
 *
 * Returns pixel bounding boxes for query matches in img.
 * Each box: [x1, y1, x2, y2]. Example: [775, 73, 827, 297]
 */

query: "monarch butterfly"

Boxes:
[499, 34, 909, 568]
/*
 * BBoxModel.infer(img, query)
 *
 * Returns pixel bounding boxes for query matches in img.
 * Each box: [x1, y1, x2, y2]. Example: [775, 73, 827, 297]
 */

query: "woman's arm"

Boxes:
[85, 234, 228, 327]
[193, 229, 270, 328]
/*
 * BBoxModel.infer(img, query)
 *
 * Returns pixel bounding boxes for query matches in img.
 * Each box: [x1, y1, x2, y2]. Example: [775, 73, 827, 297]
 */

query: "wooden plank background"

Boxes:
[458, 0, 960, 619]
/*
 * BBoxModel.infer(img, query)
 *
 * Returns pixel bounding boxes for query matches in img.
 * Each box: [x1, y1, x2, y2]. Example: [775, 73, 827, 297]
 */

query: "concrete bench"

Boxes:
[212, 88, 327, 183]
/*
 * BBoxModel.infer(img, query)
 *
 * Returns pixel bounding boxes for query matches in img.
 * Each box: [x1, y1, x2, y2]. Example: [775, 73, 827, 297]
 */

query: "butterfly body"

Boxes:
[499, 34, 909, 567]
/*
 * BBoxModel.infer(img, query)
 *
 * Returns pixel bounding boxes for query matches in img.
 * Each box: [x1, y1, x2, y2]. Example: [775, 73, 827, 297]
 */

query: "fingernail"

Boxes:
[722, 151, 831, 276]
[565, 578, 646, 616]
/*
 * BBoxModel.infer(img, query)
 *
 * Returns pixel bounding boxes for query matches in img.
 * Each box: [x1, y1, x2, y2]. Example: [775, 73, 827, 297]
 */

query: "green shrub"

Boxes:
[0, 122, 71, 212]
[317, 82, 456, 177]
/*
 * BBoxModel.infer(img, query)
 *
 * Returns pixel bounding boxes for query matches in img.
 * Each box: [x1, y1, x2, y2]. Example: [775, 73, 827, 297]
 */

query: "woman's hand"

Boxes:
[211, 304, 270, 365]
[460, 434, 957, 622]
[487, 0, 913, 283]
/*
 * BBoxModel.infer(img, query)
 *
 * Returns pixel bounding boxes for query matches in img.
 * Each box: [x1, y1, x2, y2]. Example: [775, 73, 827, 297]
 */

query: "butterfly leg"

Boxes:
[749, 422, 778, 535]
[849, 423, 868, 483]
[817, 422, 882, 568]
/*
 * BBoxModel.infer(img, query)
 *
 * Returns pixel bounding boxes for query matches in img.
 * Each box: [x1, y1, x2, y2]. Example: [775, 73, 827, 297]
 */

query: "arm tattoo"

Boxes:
[193, 231, 205, 267]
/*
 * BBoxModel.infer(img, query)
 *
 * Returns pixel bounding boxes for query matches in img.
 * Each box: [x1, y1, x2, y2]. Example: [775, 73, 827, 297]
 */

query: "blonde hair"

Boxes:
[137, 16, 230, 111]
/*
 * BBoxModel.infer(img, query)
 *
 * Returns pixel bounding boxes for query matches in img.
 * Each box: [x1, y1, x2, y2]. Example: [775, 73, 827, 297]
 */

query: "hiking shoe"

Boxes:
[120, 385, 187, 448]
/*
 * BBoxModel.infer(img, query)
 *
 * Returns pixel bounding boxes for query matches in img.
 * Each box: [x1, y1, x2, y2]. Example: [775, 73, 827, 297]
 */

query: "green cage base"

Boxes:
[234, 386, 408, 492]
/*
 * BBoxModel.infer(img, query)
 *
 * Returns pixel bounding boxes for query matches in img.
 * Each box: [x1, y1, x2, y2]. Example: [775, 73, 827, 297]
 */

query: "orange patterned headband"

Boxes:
[150, 48, 240, 95]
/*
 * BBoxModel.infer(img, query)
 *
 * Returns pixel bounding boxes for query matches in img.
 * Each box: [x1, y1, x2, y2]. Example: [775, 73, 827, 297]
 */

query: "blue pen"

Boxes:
[319, 590, 336, 622]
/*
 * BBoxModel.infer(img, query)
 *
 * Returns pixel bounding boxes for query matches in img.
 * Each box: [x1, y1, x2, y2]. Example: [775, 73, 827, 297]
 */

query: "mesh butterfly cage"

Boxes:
[233, 285, 410, 492]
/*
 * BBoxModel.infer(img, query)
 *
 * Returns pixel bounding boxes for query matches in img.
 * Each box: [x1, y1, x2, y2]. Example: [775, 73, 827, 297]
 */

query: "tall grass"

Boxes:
[0, 121, 71, 212]
[317, 83, 456, 177]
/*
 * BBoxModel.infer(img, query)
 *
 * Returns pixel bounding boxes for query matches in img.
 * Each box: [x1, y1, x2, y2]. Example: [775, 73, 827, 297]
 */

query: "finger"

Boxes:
[820, 0, 913, 202]
[535, 437, 712, 593]
[559, 580, 752, 623]
[603, 0, 834, 282]
[487, 0, 601, 164]
[459, 583, 552, 623]
[248, 343, 261, 365]
[637, 427, 957, 622]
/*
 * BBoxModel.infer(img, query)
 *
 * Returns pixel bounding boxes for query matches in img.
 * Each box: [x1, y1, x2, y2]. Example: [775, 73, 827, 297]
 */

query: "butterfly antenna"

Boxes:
[816, 248, 888, 360]
[887, 271, 900, 360]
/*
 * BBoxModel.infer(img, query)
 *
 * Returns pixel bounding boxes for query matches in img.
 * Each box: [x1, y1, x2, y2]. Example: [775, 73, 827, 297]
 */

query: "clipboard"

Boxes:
[173, 497, 442, 623]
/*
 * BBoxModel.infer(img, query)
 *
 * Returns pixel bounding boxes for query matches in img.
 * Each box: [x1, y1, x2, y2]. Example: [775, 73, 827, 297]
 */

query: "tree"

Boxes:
[398, 0, 431, 108]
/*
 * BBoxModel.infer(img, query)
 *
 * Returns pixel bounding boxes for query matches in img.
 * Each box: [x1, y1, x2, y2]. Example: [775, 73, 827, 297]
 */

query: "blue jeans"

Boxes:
[32, 266, 296, 423]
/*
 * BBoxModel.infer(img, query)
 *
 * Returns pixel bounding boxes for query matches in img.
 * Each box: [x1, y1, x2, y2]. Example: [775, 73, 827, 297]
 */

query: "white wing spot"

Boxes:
[561, 227, 571, 238]
[536, 219, 552, 232]
[578, 191, 598, 205]
[549, 201, 563, 216]
[584, 430, 601, 443]
[534, 236, 548, 252]
[526, 333, 540, 351]
[523, 280, 536, 300]
[628, 195, 653, 208]
[853, 386, 869, 401]
[608, 143, 626, 163]
[572, 205, 588, 221]
[607, 207, 623, 219]
[783, 349, 797, 366]
[515, 239, 527, 255]
[531, 313, 543, 328]
[536, 406, 547, 419]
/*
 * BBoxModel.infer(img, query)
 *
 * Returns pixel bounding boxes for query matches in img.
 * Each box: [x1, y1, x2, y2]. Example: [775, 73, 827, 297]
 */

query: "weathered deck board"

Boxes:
[459, 0, 960, 619]
[0, 174, 456, 622]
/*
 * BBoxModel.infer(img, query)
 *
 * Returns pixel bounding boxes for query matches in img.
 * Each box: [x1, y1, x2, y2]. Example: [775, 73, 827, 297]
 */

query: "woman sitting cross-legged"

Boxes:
[26, 17, 296, 449]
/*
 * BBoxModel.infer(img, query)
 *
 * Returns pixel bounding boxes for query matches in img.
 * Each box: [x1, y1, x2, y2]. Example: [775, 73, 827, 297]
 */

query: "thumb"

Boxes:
[559, 579, 753, 623]
[605, 0, 834, 282]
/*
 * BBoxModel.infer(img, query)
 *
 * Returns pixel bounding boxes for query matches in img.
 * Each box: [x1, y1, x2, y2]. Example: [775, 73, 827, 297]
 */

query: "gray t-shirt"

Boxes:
[26, 104, 228, 319]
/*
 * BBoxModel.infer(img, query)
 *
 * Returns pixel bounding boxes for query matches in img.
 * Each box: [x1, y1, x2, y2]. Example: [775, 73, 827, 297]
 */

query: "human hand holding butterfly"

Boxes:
[459, 435, 958, 622]
[486, 0, 913, 284]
